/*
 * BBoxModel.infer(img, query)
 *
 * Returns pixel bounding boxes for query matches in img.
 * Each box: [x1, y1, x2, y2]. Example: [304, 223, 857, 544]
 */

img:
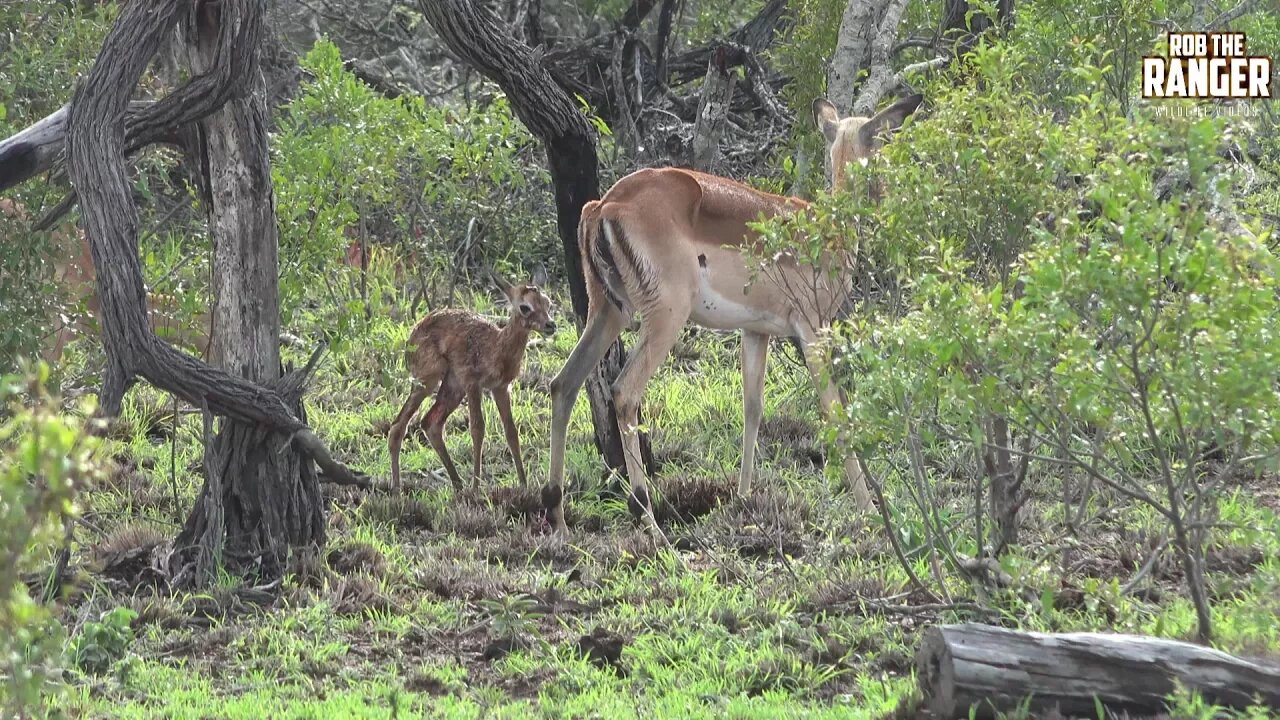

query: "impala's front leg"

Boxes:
[801, 335, 873, 510]
[612, 305, 688, 529]
[739, 331, 769, 495]
[467, 387, 485, 488]
[547, 305, 626, 533]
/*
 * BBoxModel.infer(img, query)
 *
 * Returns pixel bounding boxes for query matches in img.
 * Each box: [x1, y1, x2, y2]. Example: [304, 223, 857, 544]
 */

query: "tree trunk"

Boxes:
[169, 0, 325, 585]
[690, 47, 738, 172]
[849, 0, 911, 116]
[417, 0, 654, 480]
[981, 416, 1021, 554]
[827, 0, 884, 113]
[59, 0, 358, 585]
[916, 623, 1280, 719]
[941, 0, 1014, 48]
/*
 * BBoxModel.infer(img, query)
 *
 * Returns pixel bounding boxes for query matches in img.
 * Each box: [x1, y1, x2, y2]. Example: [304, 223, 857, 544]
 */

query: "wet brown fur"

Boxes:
[388, 271, 555, 492]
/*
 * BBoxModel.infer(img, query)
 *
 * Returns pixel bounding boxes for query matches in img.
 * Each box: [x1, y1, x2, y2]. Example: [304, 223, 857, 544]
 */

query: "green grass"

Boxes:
[38, 283, 1280, 719]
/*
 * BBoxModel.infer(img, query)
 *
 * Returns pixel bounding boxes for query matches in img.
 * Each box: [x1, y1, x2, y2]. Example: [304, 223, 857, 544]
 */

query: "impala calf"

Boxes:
[388, 267, 556, 493]
[544, 94, 924, 534]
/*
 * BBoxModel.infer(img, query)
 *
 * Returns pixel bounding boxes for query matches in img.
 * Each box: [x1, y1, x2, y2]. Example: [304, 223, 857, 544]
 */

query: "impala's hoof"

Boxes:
[541, 482, 567, 534]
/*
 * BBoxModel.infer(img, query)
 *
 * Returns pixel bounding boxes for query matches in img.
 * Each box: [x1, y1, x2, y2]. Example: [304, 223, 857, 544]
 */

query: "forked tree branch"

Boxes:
[62, 0, 363, 486]
[0, 0, 262, 198]
[851, 0, 913, 115]
[1209, 0, 1261, 28]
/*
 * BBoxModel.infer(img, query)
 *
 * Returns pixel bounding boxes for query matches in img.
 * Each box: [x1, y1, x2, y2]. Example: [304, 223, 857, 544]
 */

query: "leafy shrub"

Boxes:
[0, 363, 106, 717]
[1014, 0, 1156, 116]
[272, 39, 554, 345]
[750, 40, 1277, 643]
[69, 606, 139, 676]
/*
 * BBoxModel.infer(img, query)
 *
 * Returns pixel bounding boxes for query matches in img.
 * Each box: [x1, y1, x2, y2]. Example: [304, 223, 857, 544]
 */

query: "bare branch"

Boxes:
[0, 105, 68, 193]
[852, 0, 913, 115]
[1209, 0, 1261, 28]
[891, 35, 939, 57]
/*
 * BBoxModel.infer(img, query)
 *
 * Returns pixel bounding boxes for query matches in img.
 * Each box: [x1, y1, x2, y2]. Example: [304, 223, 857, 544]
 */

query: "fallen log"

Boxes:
[916, 623, 1280, 719]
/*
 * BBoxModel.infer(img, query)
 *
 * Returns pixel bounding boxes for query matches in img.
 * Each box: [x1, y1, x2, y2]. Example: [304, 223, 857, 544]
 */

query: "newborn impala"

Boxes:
[388, 267, 556, 492]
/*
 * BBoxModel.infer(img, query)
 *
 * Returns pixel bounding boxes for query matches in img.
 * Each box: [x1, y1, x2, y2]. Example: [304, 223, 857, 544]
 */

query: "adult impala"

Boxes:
[544, 93, 924, 533]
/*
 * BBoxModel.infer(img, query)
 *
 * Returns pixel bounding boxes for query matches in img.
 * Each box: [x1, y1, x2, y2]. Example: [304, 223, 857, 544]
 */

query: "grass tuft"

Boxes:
[654, 474, 733, 526]
[326, 541, 389, 586]
[442, 499, 500, 539]
[356, 493, 437, 530]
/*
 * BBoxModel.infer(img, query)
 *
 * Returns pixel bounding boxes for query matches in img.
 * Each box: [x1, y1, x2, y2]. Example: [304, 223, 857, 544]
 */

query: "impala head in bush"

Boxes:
[811, 93, 924, 189]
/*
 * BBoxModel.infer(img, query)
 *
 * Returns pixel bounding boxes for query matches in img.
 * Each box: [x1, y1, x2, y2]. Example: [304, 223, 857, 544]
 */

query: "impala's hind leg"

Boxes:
[388, 384, 430, 493]
[423, 380, 466, 490]
[611, 301, 690, 529]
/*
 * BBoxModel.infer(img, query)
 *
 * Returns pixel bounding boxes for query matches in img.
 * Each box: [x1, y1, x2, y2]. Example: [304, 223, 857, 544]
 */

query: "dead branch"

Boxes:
[918, 623, 1280, 719]
[851, 0, 914, 115]
[690, 47, 739, 171]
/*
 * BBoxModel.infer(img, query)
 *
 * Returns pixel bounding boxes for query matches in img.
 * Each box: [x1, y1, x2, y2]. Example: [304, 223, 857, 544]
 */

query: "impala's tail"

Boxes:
[579, 200, 632, 316]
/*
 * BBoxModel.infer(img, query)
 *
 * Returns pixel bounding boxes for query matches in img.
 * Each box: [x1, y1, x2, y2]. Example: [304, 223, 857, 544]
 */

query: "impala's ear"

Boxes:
[812, 97, 840, 144]
[531, 262, 548, 289]
[857, 93, 923, 149]
[487, 267, 514, 297]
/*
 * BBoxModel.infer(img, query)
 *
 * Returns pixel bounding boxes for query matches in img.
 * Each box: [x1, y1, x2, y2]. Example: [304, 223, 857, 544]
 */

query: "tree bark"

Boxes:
[690, 48, 738, 172]
[417, 0, 654, 480]
[166, 0, 325, 585]
[849, 0, 911, 115]
[59, 0, 360, 583]
[827, 0, 884, 113]
[916, 623, 1280, 719]
[981, 416, 1022, 554]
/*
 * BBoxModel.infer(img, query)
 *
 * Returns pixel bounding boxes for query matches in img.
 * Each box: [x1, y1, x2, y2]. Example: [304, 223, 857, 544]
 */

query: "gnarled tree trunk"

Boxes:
[59, 0, 358, 587]
[417, 0, 655, 486]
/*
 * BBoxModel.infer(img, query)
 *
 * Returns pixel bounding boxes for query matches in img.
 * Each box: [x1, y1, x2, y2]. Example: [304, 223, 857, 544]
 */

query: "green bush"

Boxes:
[69, 606, 138, 676]
[749, 39, 1277, 642]
[0, 2, 115, 371]
[272, 39, 554, 345]
[0, 363, 106, 717]
[1014, 0, 1156, 116]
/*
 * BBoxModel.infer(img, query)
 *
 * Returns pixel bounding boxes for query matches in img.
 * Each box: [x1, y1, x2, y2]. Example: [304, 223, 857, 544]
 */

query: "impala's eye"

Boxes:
[519, 303, 533, 316]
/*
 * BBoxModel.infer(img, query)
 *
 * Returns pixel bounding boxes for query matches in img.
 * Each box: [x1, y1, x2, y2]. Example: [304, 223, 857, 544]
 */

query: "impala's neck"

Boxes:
[498, 314, 533, 362]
